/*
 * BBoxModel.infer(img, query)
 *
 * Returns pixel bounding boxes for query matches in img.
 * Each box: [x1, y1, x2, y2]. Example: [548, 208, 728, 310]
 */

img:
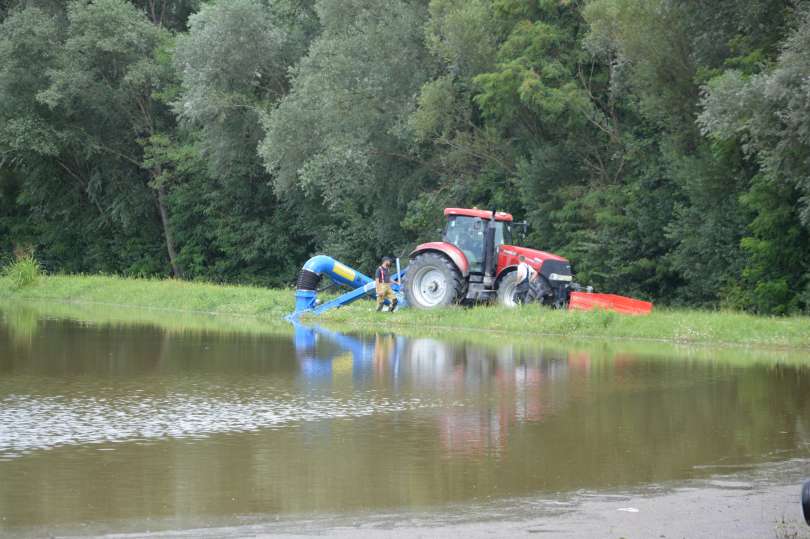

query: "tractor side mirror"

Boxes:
[515, 221, 529, 241]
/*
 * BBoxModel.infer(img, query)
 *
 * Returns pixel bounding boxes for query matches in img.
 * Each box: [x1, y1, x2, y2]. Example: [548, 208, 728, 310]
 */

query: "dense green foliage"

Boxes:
[2, 0, 809, 313]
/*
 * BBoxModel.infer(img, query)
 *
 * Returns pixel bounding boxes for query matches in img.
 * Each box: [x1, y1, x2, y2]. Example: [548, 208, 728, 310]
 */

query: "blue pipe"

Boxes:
[294, 255, 374, 314]
[303, 255, 373, 289]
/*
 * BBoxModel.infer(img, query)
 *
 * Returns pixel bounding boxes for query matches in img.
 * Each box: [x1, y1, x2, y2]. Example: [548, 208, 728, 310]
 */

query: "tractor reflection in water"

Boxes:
[291, 323, 573, 458]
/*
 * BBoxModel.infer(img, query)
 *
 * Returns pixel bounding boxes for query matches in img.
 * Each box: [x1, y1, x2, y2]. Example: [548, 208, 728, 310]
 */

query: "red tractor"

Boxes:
[403, 208, 652, 314]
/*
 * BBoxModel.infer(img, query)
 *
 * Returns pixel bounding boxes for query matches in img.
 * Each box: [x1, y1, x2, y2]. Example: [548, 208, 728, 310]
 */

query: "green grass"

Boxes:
[2, 253, 42, 289]
[316, 301, 810, 349]
[1, 272, 810, 350]
[0, 273, 294, 319]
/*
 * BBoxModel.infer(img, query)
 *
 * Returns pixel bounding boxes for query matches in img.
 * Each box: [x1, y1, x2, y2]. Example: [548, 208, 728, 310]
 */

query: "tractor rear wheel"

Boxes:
[404, 253, 463, 309]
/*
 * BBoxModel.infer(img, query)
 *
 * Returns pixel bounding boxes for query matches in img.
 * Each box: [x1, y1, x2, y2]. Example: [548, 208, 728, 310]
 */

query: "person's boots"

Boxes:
[389, 299, 398, 312]
[376, 302, 384, 312]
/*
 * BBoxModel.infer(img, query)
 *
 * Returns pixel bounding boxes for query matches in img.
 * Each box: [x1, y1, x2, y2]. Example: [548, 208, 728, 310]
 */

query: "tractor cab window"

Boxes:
[444, 216, 485, 273]
[496, 222, 513, 246]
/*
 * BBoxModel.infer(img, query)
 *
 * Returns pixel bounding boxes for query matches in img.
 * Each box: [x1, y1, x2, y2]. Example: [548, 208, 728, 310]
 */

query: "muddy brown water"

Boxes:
[1, 305, 809, 537]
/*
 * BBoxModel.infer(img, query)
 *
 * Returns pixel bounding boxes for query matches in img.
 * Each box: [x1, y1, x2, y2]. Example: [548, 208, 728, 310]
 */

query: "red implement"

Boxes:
[568, 292, 653, 315]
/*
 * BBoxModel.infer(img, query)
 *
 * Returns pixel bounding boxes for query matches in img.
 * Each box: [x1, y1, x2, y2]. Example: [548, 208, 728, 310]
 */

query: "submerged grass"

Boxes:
[1, 299, 293, 340]
[1, 272, 809, 350]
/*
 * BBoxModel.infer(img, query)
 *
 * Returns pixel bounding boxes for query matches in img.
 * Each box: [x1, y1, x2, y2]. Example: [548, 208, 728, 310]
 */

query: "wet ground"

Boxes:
[1, 305, 809, 538]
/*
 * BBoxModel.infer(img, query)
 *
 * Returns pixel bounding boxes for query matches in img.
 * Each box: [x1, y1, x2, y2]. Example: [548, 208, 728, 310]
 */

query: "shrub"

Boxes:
[2, 253, 42, 289]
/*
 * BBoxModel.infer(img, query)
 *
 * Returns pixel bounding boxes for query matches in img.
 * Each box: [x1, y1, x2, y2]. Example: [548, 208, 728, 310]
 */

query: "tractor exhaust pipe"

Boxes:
[482, 210, 497, 287]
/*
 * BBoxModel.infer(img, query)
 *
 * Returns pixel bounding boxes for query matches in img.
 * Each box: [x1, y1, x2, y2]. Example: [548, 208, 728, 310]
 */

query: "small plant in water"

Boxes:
[3, 250, 42, 289]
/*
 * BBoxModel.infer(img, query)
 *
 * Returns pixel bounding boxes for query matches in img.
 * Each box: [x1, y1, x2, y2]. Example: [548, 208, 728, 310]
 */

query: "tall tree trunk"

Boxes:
[155, 182, 183, 278]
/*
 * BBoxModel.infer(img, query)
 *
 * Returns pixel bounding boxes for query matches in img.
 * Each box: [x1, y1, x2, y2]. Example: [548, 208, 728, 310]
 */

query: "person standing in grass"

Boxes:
[375, 257, 398, 312]
[514, 255, 538, 305]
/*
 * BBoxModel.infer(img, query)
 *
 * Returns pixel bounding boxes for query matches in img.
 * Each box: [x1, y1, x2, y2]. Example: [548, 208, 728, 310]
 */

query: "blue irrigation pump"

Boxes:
[289, 255, 406, 319]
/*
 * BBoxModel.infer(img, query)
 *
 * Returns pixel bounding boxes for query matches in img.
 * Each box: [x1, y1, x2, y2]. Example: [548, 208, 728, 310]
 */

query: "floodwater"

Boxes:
[1, 304, 809, 538]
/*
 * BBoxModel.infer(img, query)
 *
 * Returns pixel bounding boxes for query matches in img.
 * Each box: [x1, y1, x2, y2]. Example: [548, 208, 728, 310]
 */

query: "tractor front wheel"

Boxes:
[497, 272, 552, 307]
[404, 253, 463, 309]
[496, 271, 520, 307]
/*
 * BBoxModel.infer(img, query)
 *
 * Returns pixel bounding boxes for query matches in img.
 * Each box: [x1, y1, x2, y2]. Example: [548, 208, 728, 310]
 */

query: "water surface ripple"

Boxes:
[0, 391, 440, 457]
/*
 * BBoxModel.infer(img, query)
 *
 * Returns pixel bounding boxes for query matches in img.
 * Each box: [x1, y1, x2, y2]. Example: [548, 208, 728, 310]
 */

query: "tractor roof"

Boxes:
[444, 208, 514, 222]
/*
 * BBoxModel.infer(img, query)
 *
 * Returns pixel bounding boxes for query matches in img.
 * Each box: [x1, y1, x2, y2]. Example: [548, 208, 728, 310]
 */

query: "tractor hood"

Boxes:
[500, 245, 568, 265]
[498, 245, 573, 285]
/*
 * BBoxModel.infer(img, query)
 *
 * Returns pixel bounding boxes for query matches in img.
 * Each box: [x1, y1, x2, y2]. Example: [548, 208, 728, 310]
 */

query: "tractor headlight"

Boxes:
[549, 273, 573, 282]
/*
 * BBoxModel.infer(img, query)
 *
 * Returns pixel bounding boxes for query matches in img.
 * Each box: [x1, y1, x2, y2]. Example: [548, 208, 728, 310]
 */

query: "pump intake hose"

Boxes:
[296, 268, 321, 291]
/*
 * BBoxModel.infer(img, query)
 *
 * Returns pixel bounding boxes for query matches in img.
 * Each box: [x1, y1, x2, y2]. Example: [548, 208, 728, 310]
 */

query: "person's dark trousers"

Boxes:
[513, 280, 530, 304]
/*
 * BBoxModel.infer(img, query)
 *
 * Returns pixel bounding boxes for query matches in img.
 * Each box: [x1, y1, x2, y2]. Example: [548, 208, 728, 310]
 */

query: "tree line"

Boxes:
[1, 0, 809, 314]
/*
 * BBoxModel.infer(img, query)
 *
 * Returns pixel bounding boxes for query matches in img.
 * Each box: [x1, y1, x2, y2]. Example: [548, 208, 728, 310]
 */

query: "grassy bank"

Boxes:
[319, 300, 810, 350]
[6, 299, 810, 368]
[1, 273, 810, 350]
[0, 273, 295, 320]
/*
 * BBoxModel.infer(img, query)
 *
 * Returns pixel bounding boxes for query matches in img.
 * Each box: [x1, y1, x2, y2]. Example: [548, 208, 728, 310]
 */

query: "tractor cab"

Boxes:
[443, 209, 513, 274]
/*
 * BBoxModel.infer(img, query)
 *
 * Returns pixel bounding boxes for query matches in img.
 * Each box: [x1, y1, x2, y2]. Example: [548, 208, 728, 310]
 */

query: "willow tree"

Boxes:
[170, 0, 320, 284]
[0, 0, 183, 276]
[699, 7, 810, 313]
[260, 0, 433, 269]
